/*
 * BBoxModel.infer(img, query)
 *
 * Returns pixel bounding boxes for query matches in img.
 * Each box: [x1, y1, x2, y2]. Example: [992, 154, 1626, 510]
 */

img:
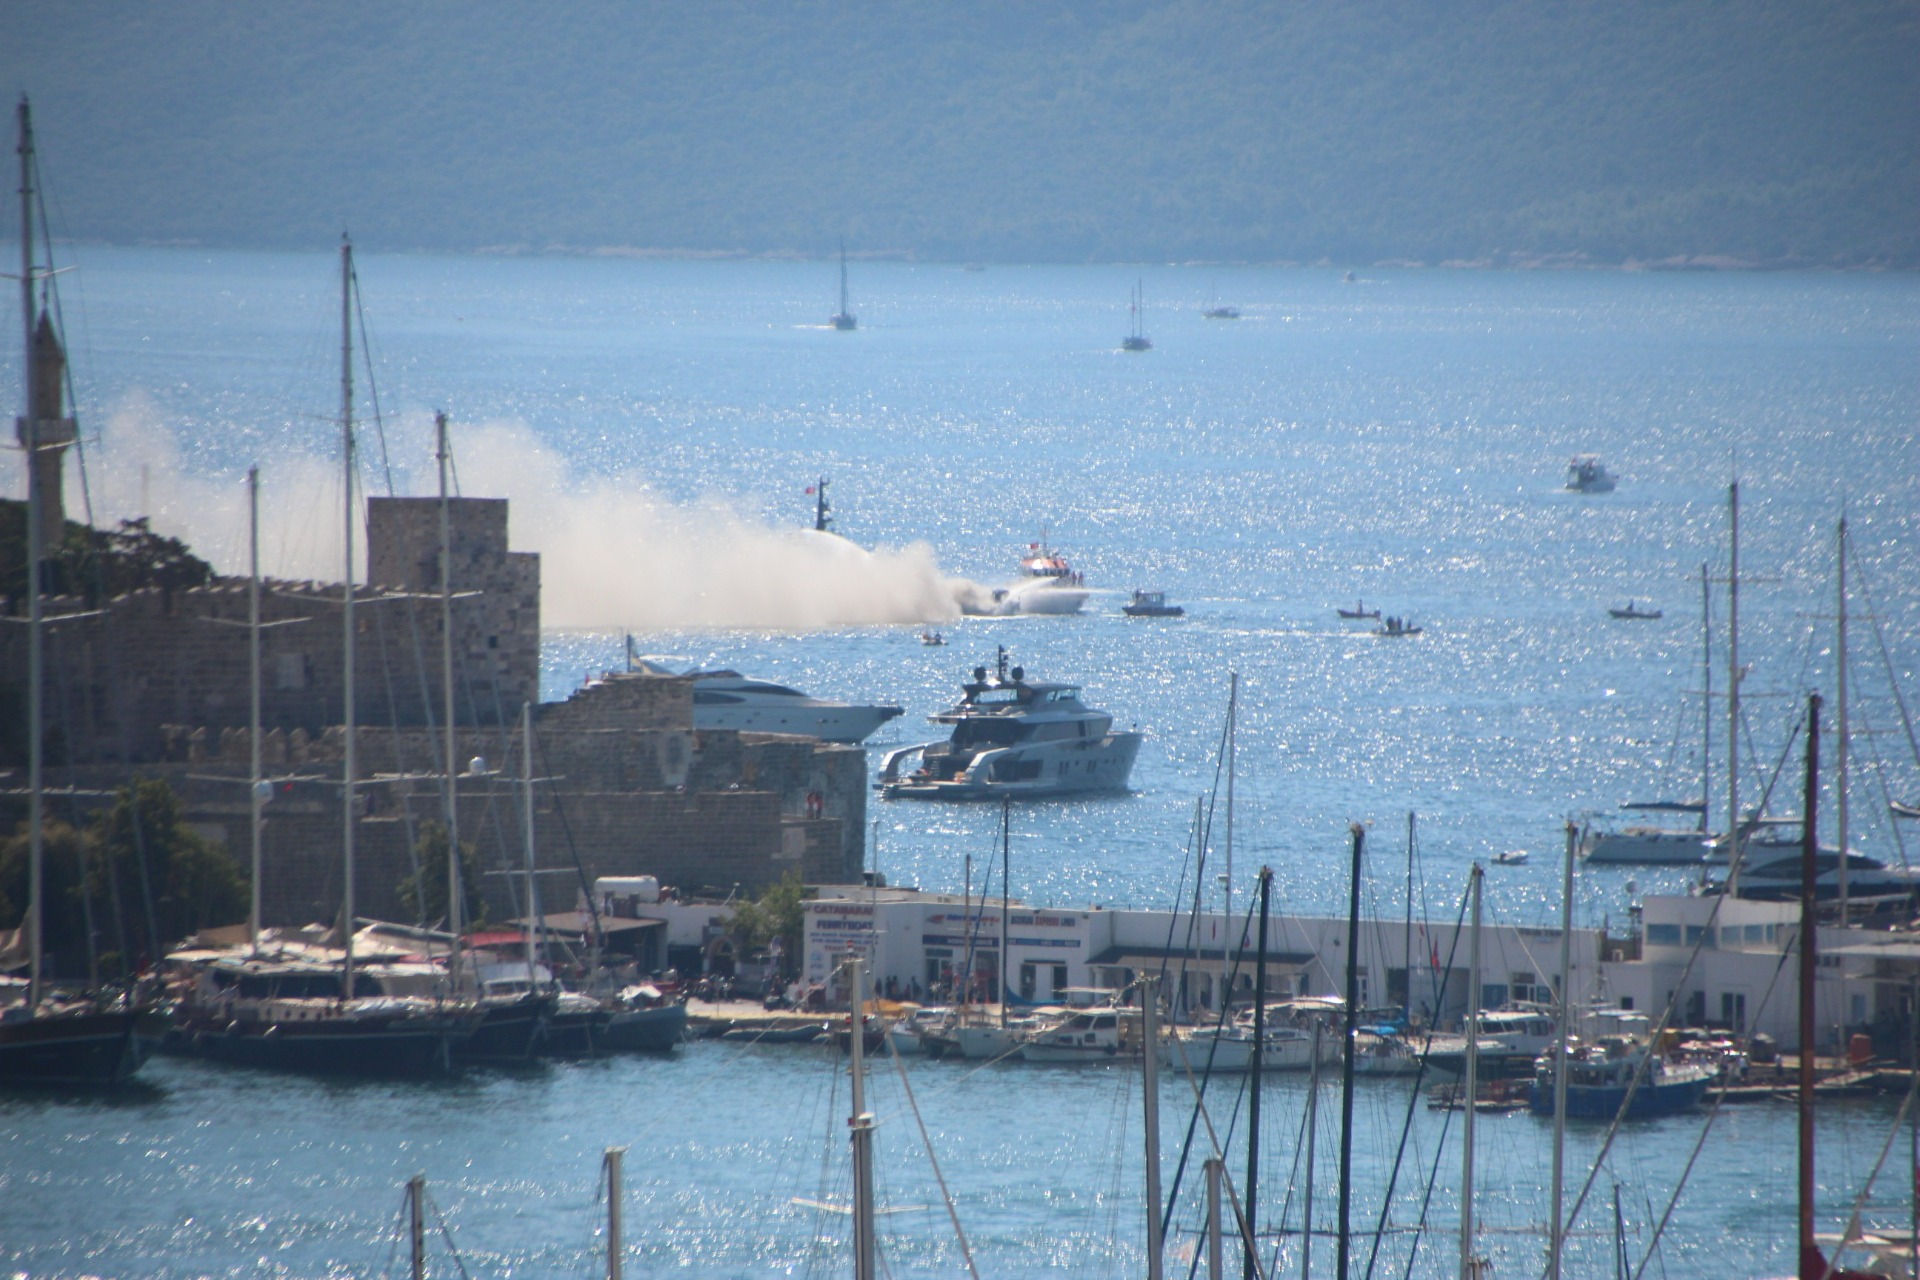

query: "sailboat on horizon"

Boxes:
[1122, 278, 1152, 351]
[830, 239, 857, 330]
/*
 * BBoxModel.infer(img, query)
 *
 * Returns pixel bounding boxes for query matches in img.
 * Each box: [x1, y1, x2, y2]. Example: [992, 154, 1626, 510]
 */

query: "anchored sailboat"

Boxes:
[172, 240, 479, 1076]
[1122, 279, 1152, 351]
[830, 240, 857, 330]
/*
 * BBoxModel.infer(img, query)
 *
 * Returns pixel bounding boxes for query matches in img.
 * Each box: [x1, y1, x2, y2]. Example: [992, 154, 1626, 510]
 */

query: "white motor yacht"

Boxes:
[625, 649, 902, 744]
[1708, 844, 1920, 903]
[877, 647, 1143, 800]
[1580, 821, 1712, 865]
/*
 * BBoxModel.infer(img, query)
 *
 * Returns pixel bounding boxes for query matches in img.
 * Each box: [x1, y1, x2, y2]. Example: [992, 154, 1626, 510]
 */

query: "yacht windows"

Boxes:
[953, 719, 1030, 748]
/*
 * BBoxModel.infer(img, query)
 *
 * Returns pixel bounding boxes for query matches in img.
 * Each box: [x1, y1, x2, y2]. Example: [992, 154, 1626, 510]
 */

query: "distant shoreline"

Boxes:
[66, 241, 1916, 272]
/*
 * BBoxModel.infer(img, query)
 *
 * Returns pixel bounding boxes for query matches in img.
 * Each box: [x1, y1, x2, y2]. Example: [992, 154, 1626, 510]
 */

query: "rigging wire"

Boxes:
[1625, 940, 1796, 1280]
[1365, 876, 1474, 1280]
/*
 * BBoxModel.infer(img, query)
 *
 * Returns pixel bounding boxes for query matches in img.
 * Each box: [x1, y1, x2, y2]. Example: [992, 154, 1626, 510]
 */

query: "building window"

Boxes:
[275, 652, 308, 690]
[1481, 983, 1509, 1009]
[1647, 924, 1681, 946]
[1720, 992, 1747, 1033]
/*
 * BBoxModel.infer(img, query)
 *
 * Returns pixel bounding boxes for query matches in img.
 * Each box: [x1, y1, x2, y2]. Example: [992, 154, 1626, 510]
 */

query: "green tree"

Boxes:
[0, 502, 214, 605]
[728, 871, 811, 980]
[0, 816, 98, 980]
[91, 777, 247, 969]
[397, 822, 489, 934]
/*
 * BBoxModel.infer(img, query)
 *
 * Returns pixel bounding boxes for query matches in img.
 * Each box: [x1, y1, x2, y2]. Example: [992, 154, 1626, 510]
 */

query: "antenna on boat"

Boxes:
[813, 477, 832, 532]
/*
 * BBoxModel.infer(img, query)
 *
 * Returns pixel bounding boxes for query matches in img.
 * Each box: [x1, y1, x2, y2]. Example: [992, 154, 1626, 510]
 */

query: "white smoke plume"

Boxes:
[66, 398, 984, 629]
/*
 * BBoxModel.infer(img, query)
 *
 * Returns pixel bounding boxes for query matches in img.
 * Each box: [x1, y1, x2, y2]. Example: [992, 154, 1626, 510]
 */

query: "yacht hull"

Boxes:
[178, 1007, 475, 1077]
[0, 1006, 168, 1089]
[599, 1001, 687, 1052]
[1580, 827, 1711, 865]
[454, 993, 553, 1066]
[694, 702, 902, 743]
[882, 732, 1143, 801]
[1529, 1069, 1712, 1119]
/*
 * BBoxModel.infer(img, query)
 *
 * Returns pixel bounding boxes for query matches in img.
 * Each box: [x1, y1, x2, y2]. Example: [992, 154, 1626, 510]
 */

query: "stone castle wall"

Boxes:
[3, 494, 871, 933]
[1, 495, 538, 764]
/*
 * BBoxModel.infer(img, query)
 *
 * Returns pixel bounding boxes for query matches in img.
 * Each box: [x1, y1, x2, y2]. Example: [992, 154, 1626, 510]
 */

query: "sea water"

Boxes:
[1, 250, 1917, 1277]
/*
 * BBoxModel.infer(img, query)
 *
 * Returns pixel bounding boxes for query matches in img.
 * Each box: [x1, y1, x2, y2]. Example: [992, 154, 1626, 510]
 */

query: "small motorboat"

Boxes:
[1493, 849, 1529, 866]
[1609, 601, 1663, 620]
[1337, 600, 1381, 620]
[1375, 616, 1423, 637]
[1121, 589, 1184, 618]
[1566, 454, 1618, 493]
[920, 631, 947, 646]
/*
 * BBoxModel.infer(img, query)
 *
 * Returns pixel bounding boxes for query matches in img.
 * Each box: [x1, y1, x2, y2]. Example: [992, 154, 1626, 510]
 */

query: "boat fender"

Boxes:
[262, 1024, 279, 1039]
[225, 1020, 242, 1036]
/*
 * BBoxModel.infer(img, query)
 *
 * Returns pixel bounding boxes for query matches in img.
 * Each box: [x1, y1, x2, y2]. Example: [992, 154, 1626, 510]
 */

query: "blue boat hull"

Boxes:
[1529, 1072, 1710, 1118]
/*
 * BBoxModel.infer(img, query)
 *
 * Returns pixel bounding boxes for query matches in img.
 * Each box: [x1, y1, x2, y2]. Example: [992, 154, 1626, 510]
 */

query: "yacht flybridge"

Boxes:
[877, 647, 1143, 799]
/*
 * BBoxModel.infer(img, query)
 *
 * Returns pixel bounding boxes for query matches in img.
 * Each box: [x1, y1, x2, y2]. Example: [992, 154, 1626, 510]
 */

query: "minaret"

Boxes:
[20, 310, 77, 559]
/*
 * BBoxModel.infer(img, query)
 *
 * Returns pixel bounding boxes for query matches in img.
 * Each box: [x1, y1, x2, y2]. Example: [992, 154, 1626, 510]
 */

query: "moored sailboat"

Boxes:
[170, 239, 479, 1076]
[829, 240, 856, 330]
[0, 96, 168, 1090]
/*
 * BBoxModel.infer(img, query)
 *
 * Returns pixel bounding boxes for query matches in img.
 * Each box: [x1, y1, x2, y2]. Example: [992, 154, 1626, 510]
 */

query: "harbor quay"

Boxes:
[786, 883, 1920, 1054]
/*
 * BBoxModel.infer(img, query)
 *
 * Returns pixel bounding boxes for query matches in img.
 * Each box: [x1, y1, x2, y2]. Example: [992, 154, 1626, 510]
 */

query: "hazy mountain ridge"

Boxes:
[5, 0, 1915, 265]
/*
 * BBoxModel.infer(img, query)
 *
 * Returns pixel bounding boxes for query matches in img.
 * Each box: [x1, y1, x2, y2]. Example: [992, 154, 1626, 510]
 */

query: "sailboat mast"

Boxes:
[1547, 820, 1576, 1279]
[1000, 797, 1010, 1028]
[340, 236, 358, 994]
[1142, 973, 1165, 1280]
[1461, 865, 1483, 1280]
[1701, 563, 1712, 835]
[1836, 517, 1850, 911]
[849, 955, 877, 1280]
[438, 410, 461, 984]
[839, 241, 849, 316]
[17, 96, 44, 1009]
[605, 1146, 627, 1280]
[523, 701, 540, 985]
[1338, 824, 1363, 1280]
[1225, 673, 1237, 984]
[1245, 866, 1270, 1280]
[1302, 1021, 1321, 1280]
[248, 467, 263, 954]
[1726, 481, 1742, 893]
[1403, 812, 1416, 1016]
[1798, 693, 1822, 1276]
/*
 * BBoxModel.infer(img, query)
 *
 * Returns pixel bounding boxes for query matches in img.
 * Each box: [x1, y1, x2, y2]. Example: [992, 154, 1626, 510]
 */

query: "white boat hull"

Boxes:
[1173, 1027, 1336, 1072]
[1580, 826, 1711, 865]
[882, 731, 1143, 800]
[693, 701, 903, 744]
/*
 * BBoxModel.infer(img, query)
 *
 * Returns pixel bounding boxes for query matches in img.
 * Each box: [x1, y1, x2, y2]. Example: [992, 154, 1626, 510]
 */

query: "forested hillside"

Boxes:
[4, 1, 1915, 265]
